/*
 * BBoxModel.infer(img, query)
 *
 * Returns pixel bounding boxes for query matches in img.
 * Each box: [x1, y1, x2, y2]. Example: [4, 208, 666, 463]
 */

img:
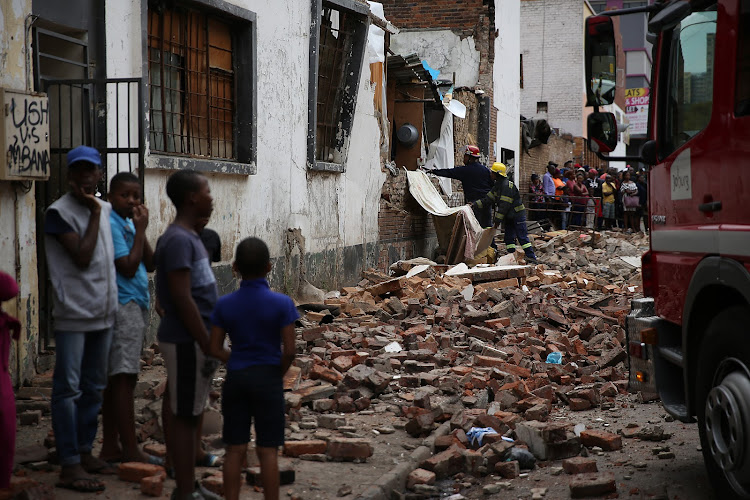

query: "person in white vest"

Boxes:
[44, 145, 118, 493]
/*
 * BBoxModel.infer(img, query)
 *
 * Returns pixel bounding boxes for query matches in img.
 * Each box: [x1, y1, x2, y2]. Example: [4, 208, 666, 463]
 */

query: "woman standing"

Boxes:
[620, 171, 640, 233]
[572, 173, 589, 227]
[635, 173, 649, 233]
[529, 173, 545, 221]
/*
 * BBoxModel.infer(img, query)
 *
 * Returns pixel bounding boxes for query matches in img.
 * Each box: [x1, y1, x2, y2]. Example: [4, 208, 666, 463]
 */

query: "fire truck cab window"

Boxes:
[661, 9, 717, 156]
[736, 1, 750, 116]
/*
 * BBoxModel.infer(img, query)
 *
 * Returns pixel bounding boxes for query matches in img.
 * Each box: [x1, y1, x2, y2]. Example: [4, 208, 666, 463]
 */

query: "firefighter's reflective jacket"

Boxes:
[474, 177, 526, 224]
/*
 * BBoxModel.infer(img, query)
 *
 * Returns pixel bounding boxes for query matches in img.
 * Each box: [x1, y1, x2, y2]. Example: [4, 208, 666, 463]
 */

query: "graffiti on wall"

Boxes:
[2, 89, 50, 180]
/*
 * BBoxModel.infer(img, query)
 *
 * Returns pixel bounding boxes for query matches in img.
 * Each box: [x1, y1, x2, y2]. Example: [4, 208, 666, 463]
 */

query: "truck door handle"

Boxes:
[698, 201, 722, 213]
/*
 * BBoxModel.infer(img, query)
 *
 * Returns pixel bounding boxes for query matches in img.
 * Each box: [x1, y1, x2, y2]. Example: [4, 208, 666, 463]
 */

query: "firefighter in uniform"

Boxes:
[471, 162, 537, 263]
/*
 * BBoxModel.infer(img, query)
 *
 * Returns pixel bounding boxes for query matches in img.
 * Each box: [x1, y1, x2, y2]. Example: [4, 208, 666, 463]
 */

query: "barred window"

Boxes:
[148, 7, 234, 160]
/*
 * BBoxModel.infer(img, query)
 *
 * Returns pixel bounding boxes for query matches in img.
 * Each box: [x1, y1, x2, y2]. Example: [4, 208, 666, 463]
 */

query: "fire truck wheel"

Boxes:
[696, 306, 750, 499]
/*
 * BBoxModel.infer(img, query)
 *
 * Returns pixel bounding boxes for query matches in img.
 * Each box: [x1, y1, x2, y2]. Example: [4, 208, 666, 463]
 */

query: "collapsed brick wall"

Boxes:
[378, 171, 438, 270]
[378, 0, 496, 268]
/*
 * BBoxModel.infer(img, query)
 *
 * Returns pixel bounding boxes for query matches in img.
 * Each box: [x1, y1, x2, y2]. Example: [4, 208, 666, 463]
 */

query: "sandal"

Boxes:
[81, 456, 117, 475]
[56, 477, 106, 492]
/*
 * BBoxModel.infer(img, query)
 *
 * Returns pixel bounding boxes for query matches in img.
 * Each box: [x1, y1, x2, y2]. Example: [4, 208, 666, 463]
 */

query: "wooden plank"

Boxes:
[568, 305, 619, 323]
[445, 213, 467, 265]
[447, 264, 532, 283]
[365, 278, 404, 297]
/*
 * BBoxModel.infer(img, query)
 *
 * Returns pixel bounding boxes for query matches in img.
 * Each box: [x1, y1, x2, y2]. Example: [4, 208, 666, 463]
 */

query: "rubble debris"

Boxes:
[278, 230, 644, 488]
[569, 471, 617, 498]
[12, 229, 651, 498]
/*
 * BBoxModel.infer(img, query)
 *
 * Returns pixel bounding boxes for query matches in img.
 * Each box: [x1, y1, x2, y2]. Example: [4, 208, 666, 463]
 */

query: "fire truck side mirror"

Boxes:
[640, 140, 658, 165]
[587, 112, 618, 154]
[585, 16, 616, 107]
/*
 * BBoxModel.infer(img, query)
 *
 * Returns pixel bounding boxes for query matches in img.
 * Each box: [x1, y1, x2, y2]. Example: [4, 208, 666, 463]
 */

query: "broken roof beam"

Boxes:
[369, 12, 399, 34]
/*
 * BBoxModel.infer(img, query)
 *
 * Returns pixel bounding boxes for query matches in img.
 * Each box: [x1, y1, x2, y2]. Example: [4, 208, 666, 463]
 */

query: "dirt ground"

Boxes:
[14, 362, 715, 500]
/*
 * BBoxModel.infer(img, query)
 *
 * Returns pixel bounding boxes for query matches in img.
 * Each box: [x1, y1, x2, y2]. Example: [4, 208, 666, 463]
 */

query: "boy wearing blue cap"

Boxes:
[44, 145, 118, 492]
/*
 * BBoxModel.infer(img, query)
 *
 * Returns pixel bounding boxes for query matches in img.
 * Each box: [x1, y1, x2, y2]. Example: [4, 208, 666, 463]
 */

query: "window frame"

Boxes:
[142, 0, 257, 175]
[736, 0, 750, 117]
[657, 8, 717, 159]
[307, 0, 370, 173]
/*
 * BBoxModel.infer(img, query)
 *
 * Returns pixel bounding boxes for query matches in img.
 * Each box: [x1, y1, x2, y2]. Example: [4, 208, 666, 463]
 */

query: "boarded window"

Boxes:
[316, 7, 356, 163]
[308, 0, 369, 171]
[148, 7, 234, 159]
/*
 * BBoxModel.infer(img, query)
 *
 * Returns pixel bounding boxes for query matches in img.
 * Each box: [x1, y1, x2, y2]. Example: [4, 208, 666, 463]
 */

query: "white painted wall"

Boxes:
[520, 0, 585, 137]
[0, 0, 39, 384]
[105, 0, 385, 264]
[389, 29, 480, 87]
[494, 0, 521, 182]
[625, 50, 651, 79]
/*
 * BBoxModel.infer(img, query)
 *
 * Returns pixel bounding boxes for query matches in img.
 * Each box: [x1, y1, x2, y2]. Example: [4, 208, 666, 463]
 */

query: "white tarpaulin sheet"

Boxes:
[367, 2, 386, 64]
[406, 169, 482, 260]
[423, 110, 454, 196]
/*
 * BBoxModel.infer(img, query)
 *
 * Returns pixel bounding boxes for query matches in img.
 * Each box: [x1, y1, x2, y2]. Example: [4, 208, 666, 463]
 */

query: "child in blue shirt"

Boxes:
[209, 237, 298, 500]
[100, 172, 156, 465]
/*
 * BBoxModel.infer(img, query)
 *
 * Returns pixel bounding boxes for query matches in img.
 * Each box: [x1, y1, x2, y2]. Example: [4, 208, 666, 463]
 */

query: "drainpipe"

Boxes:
[13, 185, 23, 383]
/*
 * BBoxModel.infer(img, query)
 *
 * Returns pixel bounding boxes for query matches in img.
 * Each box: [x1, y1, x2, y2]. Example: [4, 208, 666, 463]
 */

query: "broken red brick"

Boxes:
[579, 430, 622, 451]
[421, 445, 465, 479]
[326, 438, 374, 461]
[495, 460, 520, 479]
[118, 462, 166, 483]
[562, 456, 598, 474]
[309, 364, 343, 384]
[569, 471, 617, 498]
[569, 398, 592, 411]
[283, 440, 327, 457]
[140, 475, 164, 497]
[406, 468, 436, 490]
[201, 473, 224, 497]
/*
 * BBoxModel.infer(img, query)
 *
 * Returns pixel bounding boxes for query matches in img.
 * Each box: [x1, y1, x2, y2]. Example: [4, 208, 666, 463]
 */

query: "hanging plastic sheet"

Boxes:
[367, 2, 386, 64]
[423, 110, 454, 196]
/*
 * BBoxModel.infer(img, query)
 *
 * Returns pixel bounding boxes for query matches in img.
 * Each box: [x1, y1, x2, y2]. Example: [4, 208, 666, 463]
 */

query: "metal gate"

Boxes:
[36, 78, 144, 349]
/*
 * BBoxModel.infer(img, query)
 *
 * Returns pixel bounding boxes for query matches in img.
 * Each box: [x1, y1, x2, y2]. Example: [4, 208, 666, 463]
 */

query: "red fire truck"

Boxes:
[584, 1, 750, 497]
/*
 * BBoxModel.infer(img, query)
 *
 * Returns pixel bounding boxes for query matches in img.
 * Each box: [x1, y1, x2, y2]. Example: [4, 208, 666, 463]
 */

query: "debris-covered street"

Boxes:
[8, 230, 716, 499]
[3, 0, 748, 498]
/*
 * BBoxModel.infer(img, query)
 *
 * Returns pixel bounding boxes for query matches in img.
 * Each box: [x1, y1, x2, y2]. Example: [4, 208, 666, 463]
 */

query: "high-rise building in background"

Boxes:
[590, 0, 654, 165]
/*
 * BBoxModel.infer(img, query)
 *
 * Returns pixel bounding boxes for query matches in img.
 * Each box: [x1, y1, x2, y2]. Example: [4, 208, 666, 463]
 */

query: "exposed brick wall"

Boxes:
[378, 0, 496, 270]
[381, 0, 490, 30]
[517, 132, 576, 195]
[518, 132, 609, 197]
[378, 171, 438, 270]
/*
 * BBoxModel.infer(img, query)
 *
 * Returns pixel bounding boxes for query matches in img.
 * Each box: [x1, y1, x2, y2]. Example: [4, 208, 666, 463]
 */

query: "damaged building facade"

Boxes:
[0, 0, 516, 385]
[0, 0, 389, 385]
[377, 0, 520, 264]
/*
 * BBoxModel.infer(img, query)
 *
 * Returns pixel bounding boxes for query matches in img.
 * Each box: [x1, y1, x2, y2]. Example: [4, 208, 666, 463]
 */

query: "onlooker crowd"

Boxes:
[527, 162, 649, 233]
[34, 145, 293, 500]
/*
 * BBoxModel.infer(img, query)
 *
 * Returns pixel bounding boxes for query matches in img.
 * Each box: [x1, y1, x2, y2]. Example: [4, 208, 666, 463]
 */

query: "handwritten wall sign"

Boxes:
[1, 88, 50, 181]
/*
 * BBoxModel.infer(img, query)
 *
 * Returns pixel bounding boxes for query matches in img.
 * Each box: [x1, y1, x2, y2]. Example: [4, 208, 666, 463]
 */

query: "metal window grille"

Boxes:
[316, 7, 355, 162]
[148, 7, 235, 160]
